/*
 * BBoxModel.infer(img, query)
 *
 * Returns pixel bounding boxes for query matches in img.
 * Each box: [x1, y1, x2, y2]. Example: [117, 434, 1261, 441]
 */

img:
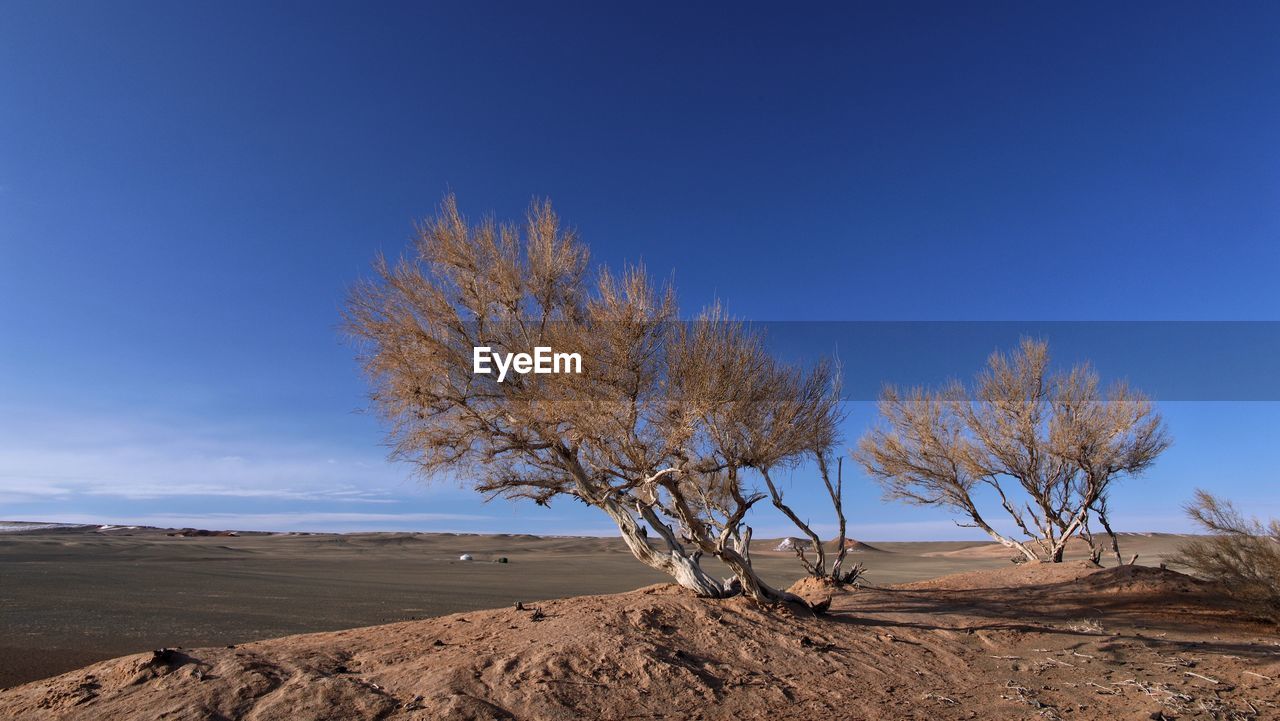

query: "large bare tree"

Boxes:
[345, 196, 841, 602]
[856, 339, 1169, 563]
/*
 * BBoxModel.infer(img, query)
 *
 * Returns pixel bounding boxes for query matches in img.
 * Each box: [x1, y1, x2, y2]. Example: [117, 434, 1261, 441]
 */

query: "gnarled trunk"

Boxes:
[761, 468, 825, 576]
[594, 488, 732, 597]
[961, 499, 1041, 562]
[1093, 500, 1124, 565]
[717, 549, 803, 605]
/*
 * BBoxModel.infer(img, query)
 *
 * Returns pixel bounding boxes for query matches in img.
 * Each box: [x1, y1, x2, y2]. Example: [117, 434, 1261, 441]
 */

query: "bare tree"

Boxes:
[1173, 490, 1280, 624]
[754, 367, 860, 583]
[345, 196, 840, 603]
[767, 454, 864, 584]
[1085, 494, 1125, 565]
[856, 339, 1169, 563]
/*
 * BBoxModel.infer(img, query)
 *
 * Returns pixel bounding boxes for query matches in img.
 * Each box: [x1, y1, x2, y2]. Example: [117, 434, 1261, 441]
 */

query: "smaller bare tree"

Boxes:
[1084, 494, 1126, 565]
[754, 367, 861, 583]
[1173, 490, 1280, 624]
[856, 339, 1170, 563]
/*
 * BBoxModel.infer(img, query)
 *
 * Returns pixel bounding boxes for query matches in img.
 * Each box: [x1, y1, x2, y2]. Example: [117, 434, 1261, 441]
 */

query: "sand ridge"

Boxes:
[0, 528, 1211, 690]
[2, 563, 1276, 721]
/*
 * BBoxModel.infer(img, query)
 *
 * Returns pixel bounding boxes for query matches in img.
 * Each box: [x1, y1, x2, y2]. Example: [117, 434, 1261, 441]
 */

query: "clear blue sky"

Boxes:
[2, 2, 1277, 537]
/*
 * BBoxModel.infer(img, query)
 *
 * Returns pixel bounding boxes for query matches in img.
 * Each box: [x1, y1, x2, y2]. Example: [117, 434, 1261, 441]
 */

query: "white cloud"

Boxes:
[20, 511, 498, 533]
[0, 405, 430, 505]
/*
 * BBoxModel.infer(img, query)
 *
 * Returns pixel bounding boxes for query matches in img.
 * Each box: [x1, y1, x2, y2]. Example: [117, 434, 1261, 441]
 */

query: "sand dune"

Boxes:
[2, 563, 1275, 721]
[831, 538, 886, 553]
[0, 527, 1204, 690]
[918, 534, 1175, 559]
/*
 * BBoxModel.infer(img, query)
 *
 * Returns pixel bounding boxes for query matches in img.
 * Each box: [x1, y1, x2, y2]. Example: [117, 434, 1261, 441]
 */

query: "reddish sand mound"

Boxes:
[1076, 563, 1208, 595]
[899, 559, 1104, 590]
[921, 537, 1095, 559]
[0, 585, 922, 721]
[823, 538, 885, 553]
[165, 529, 239, 538]
[784, 576, 838, 609]
[3, 567, 1275, 721]
[898, 559, 1211, 596]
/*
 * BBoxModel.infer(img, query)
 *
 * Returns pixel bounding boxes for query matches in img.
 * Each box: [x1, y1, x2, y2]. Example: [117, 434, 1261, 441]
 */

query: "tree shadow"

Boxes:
[812, 566, 1280, 661]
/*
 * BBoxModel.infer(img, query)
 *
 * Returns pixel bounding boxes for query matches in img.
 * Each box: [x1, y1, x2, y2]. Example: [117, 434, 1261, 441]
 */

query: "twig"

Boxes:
[1184, 671, 1220, 684]
[1042, 657, 1075, 667]
[922, 692, 958, 705]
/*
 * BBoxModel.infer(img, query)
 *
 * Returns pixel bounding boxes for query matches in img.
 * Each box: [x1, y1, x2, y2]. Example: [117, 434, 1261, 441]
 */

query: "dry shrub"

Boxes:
[1173, 489, 1280, 624]
[856, 338, 1170, 563]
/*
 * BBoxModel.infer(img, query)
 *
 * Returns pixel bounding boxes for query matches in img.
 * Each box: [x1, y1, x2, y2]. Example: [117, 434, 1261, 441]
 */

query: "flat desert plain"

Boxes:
[1, 525, 1199, 690]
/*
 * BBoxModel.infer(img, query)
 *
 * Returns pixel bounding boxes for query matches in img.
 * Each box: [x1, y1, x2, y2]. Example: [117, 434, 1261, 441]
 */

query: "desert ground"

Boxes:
[2, 525, 1274, 720]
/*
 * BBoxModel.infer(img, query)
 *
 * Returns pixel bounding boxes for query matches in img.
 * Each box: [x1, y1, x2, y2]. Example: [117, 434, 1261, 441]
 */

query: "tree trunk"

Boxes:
[1049, 508, 1090, 562]
[762, 469, 826, 576]
[1080, 515, 1104, 566]
[605, 499, 730, 597]
[716, 547, 803, 605]
[664, 549, 730, 597]
[964, 505, 1041, 562]
[827, 458, 851, 581]
[1094, 502, 1124, 566]
[568, 463, 731, 597]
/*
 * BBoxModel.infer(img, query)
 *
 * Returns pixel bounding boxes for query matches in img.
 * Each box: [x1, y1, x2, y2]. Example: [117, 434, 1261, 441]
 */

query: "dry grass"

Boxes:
[1172, 490, 1280, 625]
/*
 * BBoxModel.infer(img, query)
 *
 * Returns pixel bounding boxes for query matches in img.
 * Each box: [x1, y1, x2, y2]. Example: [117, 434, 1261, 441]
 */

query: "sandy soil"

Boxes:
[1, 561, 1275, 720]
[0, 526, 1201, 690]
